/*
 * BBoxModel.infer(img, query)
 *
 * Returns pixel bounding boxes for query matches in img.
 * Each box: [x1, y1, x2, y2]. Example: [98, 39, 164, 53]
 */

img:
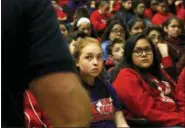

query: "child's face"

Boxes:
[157, 2, 168, 14]
[76, 43, 103, 78]
[132, 39, 154, 69]
[164, 19, 182, 38]
[129, 21, 145, 35]
[109, 24, 125, 41]
[78, 23, 91, 36]
[100, 4, 110, 14]
[60, 24, 68, 38]
[111, 43, 124, 61]
[122, 0, 132, 11]
[135, 3, 145, 16]
[148, 30, 163, 46]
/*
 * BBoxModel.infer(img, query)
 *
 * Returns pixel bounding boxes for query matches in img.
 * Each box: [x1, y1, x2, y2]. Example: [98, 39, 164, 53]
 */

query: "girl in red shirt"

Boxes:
[111, 34, 185, 127]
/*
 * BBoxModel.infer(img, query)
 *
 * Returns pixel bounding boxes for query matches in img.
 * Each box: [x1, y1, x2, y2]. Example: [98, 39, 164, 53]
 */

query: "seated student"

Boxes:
[145, 26, 177, 80]
[152, 0, 173, 26]
[71, 17, 97, 38]
[101, 20, 126, 61]
[90, 0, 112, 37]
[116, 0, 135, 25]
[111, 34, 185, 127]
[145, 0, 158, 20]
[65, 7, 90, 31]
[73, 37, 129, 128]
[162, 16, 185, 76]
[132, 0, 152, 27]
[105, 39, 125, 72]
[127, 18, 146, 37]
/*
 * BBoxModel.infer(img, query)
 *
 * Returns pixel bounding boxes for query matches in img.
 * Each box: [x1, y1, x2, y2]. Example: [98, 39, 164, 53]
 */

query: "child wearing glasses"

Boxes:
[111, 34, 185, 127]
[101, 20, 126, 61]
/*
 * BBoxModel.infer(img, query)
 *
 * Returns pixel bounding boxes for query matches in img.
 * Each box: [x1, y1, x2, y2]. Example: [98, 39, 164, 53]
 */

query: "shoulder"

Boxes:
[91, 10, 99, 15]
[117, 68, 141, 80]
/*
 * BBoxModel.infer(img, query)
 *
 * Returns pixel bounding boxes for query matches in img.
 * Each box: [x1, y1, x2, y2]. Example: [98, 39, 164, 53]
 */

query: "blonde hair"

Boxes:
[73, 37, 102, 61]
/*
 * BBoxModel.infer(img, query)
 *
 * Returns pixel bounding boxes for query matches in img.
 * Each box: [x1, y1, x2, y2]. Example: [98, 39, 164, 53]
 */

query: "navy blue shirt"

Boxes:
[83, 79, 122, 128]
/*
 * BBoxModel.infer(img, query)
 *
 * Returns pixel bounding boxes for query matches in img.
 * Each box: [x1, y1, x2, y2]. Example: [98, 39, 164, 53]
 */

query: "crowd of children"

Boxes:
[24, 0, 185, 127]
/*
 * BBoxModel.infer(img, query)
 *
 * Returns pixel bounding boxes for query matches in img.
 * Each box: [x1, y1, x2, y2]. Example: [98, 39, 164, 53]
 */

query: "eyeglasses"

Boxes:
[133, 47, 152, 56]
[111, 29, 124, 34]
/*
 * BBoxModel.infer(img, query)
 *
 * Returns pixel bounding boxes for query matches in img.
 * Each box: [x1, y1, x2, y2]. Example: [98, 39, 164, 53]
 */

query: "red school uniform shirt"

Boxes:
[56, 8, 67, 19]
[152, 13, 173, 26]
[145, 8, 154, 20]
[90, 10, 112, 31]
[112, 0, 120, 12]
[113, 68, 185, 126]
[177, 7, 185, 22]
[24, 90, 52, 128]
[58, 0, 68, 7]
[176, 67, 185, 103]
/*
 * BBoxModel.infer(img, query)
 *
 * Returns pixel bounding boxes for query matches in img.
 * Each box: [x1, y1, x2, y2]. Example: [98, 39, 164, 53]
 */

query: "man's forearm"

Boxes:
[29, 72, 91, 127]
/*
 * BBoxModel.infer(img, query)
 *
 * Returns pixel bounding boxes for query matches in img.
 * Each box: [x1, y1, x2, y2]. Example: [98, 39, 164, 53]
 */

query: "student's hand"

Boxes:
[157, 43, 169, 57]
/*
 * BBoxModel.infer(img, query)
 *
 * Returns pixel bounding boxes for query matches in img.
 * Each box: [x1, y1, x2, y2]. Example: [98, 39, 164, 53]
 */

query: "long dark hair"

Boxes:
[101, 20, 127, 42]
[110, 33, 171, 88]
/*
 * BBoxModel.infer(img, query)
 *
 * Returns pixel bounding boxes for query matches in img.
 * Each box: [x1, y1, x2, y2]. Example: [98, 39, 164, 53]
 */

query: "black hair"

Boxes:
[106, 39, 125, 56]
[67, 31, 89, 44]
[127, 17, 146, 32]
[144, 25, 165, 38]
[162, 16, 184, 31]
[110, 33, 173, 88]
[156, 0, 168, 5]
[101, 20, 127, 42]
[132, 0, 145, 10]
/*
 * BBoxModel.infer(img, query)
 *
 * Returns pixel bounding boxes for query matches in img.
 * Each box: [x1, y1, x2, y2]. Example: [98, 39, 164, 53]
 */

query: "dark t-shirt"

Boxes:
[2, 0, 75, 126]
[83, 79, 122, 128]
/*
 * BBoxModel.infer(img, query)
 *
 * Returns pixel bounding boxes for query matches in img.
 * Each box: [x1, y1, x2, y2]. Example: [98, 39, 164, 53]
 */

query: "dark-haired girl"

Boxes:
[127, 18, 146, 37]
[112, 34, 185, 127]
[163, 16, 185, 76]
[101, 20, 126, 61]
[145, 26, 177, 80]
